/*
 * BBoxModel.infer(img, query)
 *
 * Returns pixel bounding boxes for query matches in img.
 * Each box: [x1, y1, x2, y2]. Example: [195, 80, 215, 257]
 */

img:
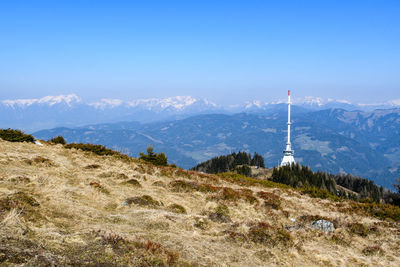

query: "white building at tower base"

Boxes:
[280, 90, 296, 167]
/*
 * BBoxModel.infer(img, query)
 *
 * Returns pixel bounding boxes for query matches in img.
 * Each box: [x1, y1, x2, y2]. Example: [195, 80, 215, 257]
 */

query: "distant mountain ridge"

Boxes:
[33, 107, 400, 189]
[2, 94, 400, 132]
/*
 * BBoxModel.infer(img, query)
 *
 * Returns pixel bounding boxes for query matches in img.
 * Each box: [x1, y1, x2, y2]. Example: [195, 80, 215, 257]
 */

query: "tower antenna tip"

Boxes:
[288, 89, 291, 96]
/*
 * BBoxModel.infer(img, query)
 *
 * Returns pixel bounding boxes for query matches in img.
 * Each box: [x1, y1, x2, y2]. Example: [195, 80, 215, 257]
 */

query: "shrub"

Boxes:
[32, 156, 54, 166]
[348, 223, 369, 237]
[0, 128, 34, 143]
[300, 186, 342, 202]
[124, 195, 160, 207]
[139, 146, 168, 166]
[0, 192, 40, 211]
[248, 222, 293, 247]
[65, 143, 129, 160]
[330, 233, 351, 246]
[347, 201, 400, 222]
[209, 204, 231, 223]
[169, 180, 219, 193]
[257, 191, 281, 210]
[89, 182, 110, 194]
[49, 135, 66, 144]
[168, 204, 186, 214]
[152, 181, 166, 187]
[224, 230, 249, 243]
[217, 187, 241, 202]
[84, 164, 101, 169]
[216, 173, 290, 189]
[169, 180, 199, 192]
[212, 187, 258, 204]
[125, 179, 141, 187]
[194, 218, 210, 230]
[362, 245, 384, 256]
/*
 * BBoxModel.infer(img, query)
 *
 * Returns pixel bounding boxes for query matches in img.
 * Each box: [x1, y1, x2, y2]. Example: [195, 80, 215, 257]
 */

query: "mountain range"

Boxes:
[33, 106, 400, 189]
[2, 94, 400, 132]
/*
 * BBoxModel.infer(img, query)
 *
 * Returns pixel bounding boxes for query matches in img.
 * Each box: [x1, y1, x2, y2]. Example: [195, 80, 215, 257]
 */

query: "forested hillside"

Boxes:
[191, 151, 264, 176]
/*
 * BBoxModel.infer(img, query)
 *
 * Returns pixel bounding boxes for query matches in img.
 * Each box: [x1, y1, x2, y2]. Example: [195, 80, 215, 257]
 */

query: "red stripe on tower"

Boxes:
[288, 89, 291, 96]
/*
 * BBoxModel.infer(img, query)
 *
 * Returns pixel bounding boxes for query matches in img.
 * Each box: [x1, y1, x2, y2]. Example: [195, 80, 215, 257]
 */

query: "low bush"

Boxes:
[139, 146, 168, 166]
[49, 135, 66, 144]
[194, 218, 210, 230]
[221, 188, 257, 204]
[330, 233, 351, 246]
[125, 179, 141, 187]
[92, 230, 180, 265]
[168, 204, 186, 214]
[257, 191, 281, 210]
[84, 164, 101, 169]
[347, 201, 400, 222]
[152, 181, 166, 187]
[124, 195, 160, 207]
[209, 204, 231, 223]
[216, 173, 290, 189]
[224, 230, 249, 243]
[169, 180, 219, 193]
[0, 128, 34, 143]
[362, 245, 384, 256]
[89, 182, 110, 194]
[32, 156, 54, 166]
[300, 186, 342, 202]
[348, 223, 369, 237]
[65, 143, 130, 160]
[0, 192, 40, 211]
[248, 222, 293, 247]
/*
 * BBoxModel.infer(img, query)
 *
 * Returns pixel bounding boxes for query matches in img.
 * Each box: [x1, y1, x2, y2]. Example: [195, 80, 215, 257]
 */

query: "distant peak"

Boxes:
[89, 98, 123, 109]
[388, 99, 400, 106]
[127, 96, 214, 110]
[2, 94, 81, 108]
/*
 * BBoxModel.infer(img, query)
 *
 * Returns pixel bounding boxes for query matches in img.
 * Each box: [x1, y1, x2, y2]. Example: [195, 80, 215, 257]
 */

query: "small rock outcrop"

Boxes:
[311, 219, 335, 233]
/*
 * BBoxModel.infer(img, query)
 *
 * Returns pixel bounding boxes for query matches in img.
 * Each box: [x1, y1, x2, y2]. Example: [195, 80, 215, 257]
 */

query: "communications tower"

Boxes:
[281, 90, 296, 166]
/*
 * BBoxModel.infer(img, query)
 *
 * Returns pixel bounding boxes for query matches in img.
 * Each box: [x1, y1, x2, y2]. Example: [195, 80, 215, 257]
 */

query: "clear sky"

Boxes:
[0, 0, 399, 105]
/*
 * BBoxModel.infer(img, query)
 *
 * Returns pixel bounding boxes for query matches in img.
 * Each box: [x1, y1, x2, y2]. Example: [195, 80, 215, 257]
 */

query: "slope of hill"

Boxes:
[33, 108, 400, 188]
[1, 139, 400, 266]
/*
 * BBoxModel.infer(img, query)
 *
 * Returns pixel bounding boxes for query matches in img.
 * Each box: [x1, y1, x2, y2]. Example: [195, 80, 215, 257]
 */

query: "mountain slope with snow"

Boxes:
[2, 94, 400, 132]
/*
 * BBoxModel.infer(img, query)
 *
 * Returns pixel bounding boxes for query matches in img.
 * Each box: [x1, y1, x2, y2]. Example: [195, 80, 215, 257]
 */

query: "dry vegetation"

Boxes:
[1, 139, 400, 266]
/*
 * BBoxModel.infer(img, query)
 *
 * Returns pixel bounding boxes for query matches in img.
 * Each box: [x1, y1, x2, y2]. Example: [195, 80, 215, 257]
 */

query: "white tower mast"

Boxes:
[281, 89, 295, 166]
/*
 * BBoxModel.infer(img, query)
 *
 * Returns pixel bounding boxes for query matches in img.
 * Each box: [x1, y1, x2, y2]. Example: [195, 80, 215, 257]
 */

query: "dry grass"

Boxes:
[0, 138, 399, 266]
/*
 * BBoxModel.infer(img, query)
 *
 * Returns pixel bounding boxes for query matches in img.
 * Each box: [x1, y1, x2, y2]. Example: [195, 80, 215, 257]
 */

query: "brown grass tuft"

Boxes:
[248, 222, 293, 248]
[124, 195, 160, 207]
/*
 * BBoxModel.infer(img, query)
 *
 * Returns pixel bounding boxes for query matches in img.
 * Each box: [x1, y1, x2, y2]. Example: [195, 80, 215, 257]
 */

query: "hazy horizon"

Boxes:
[1, 93, 400, 108]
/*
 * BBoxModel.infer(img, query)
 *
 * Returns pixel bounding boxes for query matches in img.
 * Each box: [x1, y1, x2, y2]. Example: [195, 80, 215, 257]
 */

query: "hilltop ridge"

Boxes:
[1, 139, 400, 266]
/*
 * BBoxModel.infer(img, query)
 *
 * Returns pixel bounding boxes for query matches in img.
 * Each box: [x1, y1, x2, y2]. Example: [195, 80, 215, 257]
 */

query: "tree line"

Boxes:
[272, 163, 385, 203]
[191, 151, 265, 175]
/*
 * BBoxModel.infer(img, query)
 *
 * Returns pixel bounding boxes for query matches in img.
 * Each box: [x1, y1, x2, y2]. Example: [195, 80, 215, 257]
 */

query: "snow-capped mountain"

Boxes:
[2, 94, 82, 108]
[1, 94, 400, 132]
[84, 96, 217, 112]
[242, 96, 400, 112]
[0, 95, 221, 131]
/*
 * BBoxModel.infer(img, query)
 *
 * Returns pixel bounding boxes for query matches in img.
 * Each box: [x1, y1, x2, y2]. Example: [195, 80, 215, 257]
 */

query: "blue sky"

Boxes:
[0, 0, 399, 104]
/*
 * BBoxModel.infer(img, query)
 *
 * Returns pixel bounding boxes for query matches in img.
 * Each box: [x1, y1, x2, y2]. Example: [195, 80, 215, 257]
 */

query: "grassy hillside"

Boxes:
[0, 139, 400, 266]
